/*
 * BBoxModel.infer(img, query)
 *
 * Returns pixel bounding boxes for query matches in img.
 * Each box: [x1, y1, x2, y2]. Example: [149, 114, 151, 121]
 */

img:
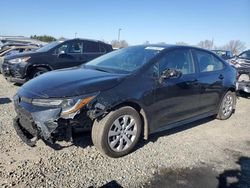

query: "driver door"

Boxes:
[151, 48, 201, 131]
[53, 40, 84, 69]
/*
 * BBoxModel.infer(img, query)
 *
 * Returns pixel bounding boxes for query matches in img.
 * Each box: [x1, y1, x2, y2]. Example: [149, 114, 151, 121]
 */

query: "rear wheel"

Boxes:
[29, 67, 49, 79]
[91, 106, 142, 158]
[216, 91, 236, 120]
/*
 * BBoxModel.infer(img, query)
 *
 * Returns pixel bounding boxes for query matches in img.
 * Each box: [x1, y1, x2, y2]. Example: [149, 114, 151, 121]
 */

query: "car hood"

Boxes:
[5, 51, 42, 60]
[18, 67, 127, 98]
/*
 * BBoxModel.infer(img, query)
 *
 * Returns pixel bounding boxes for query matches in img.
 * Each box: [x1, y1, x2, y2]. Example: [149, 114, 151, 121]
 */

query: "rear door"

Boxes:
[82, 41, 103, 62]
[192, 49, 225, 113]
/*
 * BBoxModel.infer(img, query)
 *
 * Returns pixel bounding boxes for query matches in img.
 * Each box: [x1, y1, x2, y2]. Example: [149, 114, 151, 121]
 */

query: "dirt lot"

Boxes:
[0, 75, 250, 188]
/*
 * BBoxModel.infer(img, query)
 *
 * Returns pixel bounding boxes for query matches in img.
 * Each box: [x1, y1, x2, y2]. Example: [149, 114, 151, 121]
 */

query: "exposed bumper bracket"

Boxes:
[13, 117, 38, 147]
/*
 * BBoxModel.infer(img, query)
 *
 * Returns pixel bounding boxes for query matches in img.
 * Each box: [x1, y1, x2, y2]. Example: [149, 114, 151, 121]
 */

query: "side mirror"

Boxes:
[58, 50, 66, 58]
[160, 68, 182, 82]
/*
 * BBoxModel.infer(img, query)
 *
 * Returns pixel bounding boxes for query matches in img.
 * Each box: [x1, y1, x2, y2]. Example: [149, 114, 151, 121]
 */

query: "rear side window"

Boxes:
[194, 50, 224, 72]
[83, 41, 100, 53]
[100, 43, 108, 53]
[158, 49, 195, 75]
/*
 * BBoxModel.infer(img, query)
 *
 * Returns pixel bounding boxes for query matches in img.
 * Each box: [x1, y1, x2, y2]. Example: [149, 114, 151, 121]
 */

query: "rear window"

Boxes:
[99, 43, 108, 53]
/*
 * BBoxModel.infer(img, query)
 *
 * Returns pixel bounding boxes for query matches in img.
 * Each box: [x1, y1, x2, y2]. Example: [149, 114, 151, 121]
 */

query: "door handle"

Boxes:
[219, 74, 224, 80]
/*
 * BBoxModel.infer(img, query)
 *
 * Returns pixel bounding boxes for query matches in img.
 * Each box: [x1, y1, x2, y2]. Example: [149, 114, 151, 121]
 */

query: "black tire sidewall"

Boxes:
[30, 67, 48, 79]
[98, 107, 142, 158]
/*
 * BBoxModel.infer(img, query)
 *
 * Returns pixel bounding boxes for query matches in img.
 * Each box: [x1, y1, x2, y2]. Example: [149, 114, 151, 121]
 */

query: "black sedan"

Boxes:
[1, 38, 112, 84]
[12, 45, 237, 157]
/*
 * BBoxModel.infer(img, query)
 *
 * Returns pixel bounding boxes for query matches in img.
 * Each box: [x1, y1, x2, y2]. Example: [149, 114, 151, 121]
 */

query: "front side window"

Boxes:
[55, 41, 83, 54]
[195, 50, 223, 72]
[68, 41, 83, 54]
[55, 42, 69, 54]
[158, 49, 195, 75]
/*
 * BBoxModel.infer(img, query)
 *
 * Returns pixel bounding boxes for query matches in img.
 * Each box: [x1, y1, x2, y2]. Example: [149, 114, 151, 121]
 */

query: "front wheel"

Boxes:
[216, 91, 236, 120]
[91, 106, 142, 158]
[29, 67, 49, 79]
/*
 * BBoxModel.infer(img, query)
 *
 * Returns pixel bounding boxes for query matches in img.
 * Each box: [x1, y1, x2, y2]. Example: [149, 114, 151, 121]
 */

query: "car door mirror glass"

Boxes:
[161, 68, 182, 80]
[58, 50, 66, 58]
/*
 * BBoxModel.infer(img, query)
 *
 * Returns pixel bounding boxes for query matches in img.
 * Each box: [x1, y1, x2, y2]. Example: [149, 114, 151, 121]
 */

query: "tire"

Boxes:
[216, 91, 236, 120]
[91, 106, 142, 158]
[29, 67, 49, 79]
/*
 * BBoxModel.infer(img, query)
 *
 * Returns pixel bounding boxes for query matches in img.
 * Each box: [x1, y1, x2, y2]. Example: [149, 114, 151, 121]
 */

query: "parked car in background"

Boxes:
[0, 35, 46, 49]
[0, 45, 39, 73]
[1, 38, 113, 84]
[229, 50, 250, 95]
[0, 45, 38, 57]
[212, 50, 234, 60]
[0, 42, 40, 51]
[12, 45, 237, 157]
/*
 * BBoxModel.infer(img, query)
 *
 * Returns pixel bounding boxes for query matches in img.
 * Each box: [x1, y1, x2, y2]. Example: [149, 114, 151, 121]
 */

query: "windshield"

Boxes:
[85, 46, 164, 73]
[36, 41, 61, 52]
[239, 51, 250, 60]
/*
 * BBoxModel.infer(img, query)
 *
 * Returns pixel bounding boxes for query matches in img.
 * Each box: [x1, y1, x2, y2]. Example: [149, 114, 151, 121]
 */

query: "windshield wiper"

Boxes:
[94, 67, 110, 73]
[85, 65, 111, 73]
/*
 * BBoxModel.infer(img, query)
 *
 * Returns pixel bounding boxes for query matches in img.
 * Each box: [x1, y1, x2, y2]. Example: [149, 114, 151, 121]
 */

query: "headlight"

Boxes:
[9, 57, 30, 64]
[31, 95, 96, 116]
[32, 98, 63, 106]
[60, 96, 95, 116]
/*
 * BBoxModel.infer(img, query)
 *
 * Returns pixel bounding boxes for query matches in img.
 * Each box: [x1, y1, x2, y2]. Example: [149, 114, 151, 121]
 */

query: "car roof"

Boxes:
[61, 38, 111, 45]
[212, 50, 231, 52]
[133, 44, 214, 53]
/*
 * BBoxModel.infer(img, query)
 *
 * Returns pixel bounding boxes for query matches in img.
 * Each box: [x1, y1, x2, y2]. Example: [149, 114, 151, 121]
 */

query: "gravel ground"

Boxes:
[0, 75, 250, 188]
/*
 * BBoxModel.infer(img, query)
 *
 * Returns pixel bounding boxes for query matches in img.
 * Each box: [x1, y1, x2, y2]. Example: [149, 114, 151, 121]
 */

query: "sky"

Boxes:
[0, 0, 249, 48]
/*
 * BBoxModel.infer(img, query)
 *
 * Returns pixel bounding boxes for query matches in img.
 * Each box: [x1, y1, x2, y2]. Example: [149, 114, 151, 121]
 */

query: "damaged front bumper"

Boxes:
[13, 95, 93, 147]
[237, 81, 250, 93]
[2, 60, 27, 84]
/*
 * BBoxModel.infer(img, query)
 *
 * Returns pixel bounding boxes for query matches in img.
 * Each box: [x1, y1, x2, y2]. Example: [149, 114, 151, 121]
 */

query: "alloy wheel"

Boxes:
[222, 94, 233, 117]
[108, 115, 138, 152]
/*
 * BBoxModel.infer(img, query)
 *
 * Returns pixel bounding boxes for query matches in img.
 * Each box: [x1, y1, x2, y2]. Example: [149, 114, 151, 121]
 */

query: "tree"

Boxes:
[223, 40, 246, 54]
[58, 37, 67, 41]
[111, 40, 129, 48]
[30, 35, 56, 42]
[176, 41, 189, 45]
[157, 42, 166, 45]
[197, 40, 214, 49]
